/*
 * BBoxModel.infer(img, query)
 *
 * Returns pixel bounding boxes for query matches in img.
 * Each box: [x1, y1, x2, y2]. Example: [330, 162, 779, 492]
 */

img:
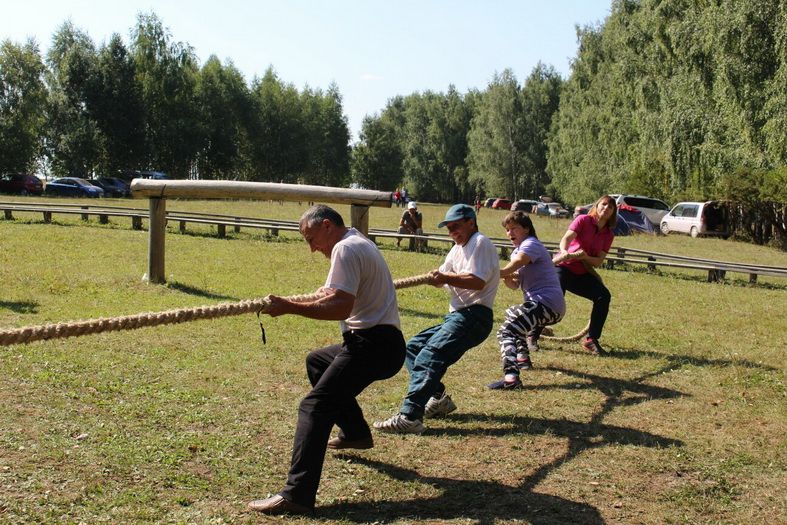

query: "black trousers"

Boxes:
[557, 266, 612, 341]
[279, 324, 406, 507]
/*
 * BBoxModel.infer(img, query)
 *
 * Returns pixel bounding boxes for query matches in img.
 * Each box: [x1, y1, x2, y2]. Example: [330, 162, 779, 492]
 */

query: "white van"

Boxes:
[660, 201, 730, 238]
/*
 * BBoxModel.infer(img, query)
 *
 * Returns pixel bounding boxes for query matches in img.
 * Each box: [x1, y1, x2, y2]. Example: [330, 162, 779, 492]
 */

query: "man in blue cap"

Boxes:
[374, 204, 500, 434]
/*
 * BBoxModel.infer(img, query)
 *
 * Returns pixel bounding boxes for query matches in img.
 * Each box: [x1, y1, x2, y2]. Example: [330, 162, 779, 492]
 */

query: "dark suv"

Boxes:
[0, 174, 44, 195]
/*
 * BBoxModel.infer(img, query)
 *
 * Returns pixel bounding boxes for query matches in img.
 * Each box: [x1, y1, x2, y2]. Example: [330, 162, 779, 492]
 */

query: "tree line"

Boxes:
[0, 13, 350, 184]
[1, 2, 785, 245]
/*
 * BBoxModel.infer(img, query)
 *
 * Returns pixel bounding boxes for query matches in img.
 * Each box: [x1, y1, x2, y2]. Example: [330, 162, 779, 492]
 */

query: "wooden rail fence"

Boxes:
[2, 200, 785, 284]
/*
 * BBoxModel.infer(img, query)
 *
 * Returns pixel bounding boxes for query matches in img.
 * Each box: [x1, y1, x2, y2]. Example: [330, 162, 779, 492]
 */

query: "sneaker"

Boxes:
[424, 392, 457, 419]
[516, 352, 532, 370]
[487, 376, 524, 390]
[582, 338, 607, 356]
[373, 413, 425, 434]
[526, 335, 540, 353]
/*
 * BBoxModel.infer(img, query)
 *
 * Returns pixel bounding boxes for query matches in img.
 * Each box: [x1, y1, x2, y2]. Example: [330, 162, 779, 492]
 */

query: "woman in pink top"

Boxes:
[553, 195, 617, 355]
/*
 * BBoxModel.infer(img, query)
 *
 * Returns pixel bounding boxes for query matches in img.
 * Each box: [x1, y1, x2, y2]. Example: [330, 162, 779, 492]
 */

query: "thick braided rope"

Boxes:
[0, 273, 435, 346]
[535, 249, 591, 341]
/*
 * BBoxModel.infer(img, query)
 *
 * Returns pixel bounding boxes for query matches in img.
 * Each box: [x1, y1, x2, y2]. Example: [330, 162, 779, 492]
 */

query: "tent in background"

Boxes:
[614, 204, 657, 236]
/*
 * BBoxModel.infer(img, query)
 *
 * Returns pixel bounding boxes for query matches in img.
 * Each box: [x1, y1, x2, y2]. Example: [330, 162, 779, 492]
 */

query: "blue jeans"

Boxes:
[400, 305, 493, 419]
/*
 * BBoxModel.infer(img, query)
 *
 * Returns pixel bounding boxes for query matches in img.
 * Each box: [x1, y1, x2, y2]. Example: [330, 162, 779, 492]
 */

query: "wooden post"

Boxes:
[99, 214, 109, 224]
[43, 211, 51, 223]
[749, 273, 758, 284]
[131, 180, 391, 284]
[351, 204, 369, 236]
[4, 209, 13, 220]
[647, 256, 656, 273]
[217, 224, 226, 238]
[147, 197, 167, 283]
[132, 216, 142, 230]
[81, 206, 89, 221]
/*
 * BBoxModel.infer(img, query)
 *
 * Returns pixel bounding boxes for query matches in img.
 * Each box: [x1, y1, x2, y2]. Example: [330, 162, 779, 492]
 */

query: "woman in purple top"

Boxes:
[489, 212, 566, 390]
[554, 195, 617, 356]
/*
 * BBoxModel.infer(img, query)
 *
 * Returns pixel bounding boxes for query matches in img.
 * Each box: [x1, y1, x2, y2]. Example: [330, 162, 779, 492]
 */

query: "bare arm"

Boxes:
[499, 251, 531, 278]
[429, 269, 486, 290]
[557, 228, 607, 267]
[264, 288, 354, 320]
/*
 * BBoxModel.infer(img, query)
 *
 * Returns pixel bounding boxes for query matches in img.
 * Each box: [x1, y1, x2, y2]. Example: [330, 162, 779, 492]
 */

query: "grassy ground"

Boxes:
[1, 197, 785, 524]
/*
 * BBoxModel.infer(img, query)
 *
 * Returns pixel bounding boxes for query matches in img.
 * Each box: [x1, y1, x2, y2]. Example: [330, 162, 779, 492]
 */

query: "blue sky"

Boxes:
[2, 0, 611, 140]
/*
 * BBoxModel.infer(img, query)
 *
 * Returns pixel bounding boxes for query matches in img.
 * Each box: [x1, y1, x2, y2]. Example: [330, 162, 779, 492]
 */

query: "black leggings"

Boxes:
[557, 266, 611, 341]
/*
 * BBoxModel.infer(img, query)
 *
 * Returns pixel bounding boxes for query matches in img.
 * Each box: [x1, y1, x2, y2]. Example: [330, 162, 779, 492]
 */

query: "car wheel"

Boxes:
[690, 226, 699, 238]
[660, 222, 669, 235]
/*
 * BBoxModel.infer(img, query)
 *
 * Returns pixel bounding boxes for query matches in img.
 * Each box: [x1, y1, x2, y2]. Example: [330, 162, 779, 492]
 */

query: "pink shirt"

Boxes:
[559, 214, 614, 275]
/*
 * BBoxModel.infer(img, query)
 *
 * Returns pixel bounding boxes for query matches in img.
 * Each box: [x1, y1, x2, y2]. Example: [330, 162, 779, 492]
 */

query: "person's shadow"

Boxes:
[316, 362, 686, 523]
[0, 300, 38, 313]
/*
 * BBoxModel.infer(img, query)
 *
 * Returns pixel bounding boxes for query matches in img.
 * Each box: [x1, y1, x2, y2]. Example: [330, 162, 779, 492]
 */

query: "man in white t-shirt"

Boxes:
[374, 204, 499, 434]
[248, 205, 405, 516]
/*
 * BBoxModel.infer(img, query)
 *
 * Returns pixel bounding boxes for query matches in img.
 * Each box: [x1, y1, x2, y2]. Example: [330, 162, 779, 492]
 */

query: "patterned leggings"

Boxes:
[496, 301, 562, 374]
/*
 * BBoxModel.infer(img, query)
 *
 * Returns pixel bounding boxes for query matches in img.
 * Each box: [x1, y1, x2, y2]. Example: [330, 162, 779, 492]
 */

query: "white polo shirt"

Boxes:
[440, 231, 499, 311]
[325, 228, 401, 332]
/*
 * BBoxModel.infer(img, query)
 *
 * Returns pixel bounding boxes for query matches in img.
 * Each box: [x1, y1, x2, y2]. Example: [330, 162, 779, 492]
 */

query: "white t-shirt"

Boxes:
[325, 228, 401, 332]
[439, 231, 500, 311]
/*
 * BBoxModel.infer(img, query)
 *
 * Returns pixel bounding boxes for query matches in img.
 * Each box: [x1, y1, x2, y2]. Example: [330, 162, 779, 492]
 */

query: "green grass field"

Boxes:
[1, 197, 785, 524]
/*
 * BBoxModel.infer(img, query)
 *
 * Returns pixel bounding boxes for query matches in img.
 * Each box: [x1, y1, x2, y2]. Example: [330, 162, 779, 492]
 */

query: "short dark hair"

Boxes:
[300, 204, 345, 228]
[502, 211, 537, 239]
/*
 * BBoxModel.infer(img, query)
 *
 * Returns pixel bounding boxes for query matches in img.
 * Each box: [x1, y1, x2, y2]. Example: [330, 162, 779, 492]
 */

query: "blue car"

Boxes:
[44, 177, 104, 198]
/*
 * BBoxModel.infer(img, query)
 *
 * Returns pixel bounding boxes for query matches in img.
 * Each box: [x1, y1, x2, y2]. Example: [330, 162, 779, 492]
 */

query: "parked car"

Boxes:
[573, 203, 593, 217]
[510, 199, 539, 213]
[660, 201, 730, 238]
[0, 174, 44, 195]
[89, 177, 130, 197]
[610, 194, 670, 226]
[484, 197, 496, 208]
[491, 198, 512, 210]
[120, 169, 168, 182]
[45, 177, 104, 198]
[535, 202, 570, 217]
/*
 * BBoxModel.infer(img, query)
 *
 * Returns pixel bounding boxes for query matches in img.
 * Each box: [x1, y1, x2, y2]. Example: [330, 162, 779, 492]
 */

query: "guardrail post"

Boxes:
[647, 256, 656, 273]
[99, 214, 108, 224]
[217, 224, 226, 238]
[749, 273, 758, 284]
[350, 204, 369, 236]
[708, 269, 726, 282]
[147, 197, 167, 284]
[179, 221, 186, 233]
[4, 209, 13, 220]
[43, 211, 51, 223]
[132, 216, 142, 230]
[81, 206, 89, 221]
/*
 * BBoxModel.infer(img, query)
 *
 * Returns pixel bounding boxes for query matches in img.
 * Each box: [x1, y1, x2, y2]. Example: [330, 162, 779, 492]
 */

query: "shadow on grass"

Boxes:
[324, 455, 604, 524]
[165, 281, 238, 301]
[397, 307, 444, 320]
[320, 366, 682, 524]
[0, 300, 39, 313]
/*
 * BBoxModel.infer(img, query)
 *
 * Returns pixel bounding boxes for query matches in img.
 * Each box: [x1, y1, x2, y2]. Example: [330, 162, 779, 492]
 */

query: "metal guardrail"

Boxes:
[2, 201, 785, 284]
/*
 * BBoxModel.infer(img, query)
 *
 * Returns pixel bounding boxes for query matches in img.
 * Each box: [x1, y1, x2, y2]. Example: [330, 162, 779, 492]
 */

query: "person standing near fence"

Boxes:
[397, 201, 423, 248]
[247, 204, 405, 515]
[552, 195, 617, 356]
[488, 211, 565, 389]
[373, 204, 499, 434]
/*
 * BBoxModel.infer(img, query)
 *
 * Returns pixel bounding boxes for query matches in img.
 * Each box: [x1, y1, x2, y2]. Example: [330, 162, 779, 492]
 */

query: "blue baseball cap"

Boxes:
[438, 204, 477, 228]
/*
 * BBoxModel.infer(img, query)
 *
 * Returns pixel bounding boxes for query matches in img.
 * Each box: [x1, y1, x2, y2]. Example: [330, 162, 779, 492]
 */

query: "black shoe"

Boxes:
[487, 377, 524, 390]
[327, 435, 374, 450]
[248, 494, 312, 515]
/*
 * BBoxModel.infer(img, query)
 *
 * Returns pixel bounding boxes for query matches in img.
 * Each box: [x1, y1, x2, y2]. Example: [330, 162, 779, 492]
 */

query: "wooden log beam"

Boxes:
[130, 179, 392, 208]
